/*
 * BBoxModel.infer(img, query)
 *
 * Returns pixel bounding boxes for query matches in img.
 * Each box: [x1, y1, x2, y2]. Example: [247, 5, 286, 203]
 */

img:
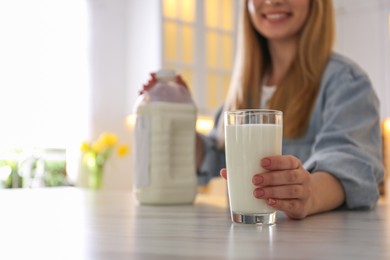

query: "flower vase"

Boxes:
[88, 166, 104, 190]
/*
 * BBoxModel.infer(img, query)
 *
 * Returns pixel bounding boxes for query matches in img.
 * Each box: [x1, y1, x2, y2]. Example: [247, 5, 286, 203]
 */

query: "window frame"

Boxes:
[161, 0, 239, 116]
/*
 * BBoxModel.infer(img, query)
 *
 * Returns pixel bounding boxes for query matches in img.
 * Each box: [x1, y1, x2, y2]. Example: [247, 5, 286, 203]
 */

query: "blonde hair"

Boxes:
[218, 0, 335, 146]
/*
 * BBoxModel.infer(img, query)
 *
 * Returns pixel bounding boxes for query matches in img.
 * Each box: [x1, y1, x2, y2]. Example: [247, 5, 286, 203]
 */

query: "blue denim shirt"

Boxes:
[198, 53, 385, 209]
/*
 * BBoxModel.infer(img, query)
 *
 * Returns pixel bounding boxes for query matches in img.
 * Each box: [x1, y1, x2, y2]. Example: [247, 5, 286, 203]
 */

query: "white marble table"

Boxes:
[1, 187, 389, 259]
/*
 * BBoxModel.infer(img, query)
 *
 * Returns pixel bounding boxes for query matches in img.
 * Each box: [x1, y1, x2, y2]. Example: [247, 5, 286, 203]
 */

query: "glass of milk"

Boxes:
[224, 109, 283, 224]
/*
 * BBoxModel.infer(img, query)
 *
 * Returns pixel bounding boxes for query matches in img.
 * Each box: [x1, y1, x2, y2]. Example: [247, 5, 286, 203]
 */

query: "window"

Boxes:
[162, 0, 238, 115]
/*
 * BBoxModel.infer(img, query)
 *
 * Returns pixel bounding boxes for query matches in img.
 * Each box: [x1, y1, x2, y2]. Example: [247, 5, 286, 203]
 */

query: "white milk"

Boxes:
[133, 102, 197, 205]
[225, 124, 282, 214]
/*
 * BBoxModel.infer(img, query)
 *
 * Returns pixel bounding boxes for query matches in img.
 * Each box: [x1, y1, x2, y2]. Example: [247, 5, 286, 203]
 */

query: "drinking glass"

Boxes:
[225, 109, 283, 224]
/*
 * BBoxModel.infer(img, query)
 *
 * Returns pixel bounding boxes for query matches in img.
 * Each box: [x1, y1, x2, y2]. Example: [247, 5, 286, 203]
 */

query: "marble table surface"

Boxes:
[1, 187, 389, 260]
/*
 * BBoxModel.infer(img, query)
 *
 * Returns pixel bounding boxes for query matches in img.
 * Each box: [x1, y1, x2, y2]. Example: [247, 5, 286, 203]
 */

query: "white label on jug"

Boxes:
[133, 115, 150, 187]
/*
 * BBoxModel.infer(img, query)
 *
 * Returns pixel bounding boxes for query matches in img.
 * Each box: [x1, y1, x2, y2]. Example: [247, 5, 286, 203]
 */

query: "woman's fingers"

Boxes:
[253, 155, 313, 219]
[141, 72, 157, 94]
[220, 168, 227, 179]
[253, 155, 308, 186]
[253, 167, 310, 186]
[176, 75, 189, 89]
[220, 158, 312, 219]
[217, 155, 313, 219]
[266, 198, 308, 220]
[261, 155, 301, 171]
[253, 184, 309, 200]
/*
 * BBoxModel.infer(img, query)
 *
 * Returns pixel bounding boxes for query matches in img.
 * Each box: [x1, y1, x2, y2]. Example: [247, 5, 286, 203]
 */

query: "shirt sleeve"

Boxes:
[197, 107, 226, 185]
[303, 64, 384, 209]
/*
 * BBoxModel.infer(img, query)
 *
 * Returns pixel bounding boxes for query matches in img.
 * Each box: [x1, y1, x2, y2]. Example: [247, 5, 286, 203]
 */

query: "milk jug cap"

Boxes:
[155, 69, 176, 80]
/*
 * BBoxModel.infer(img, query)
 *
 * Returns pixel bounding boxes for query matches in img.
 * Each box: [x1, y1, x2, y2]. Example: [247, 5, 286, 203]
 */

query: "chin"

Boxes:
[259, 29, 298, 43]
[262, 34, 292, 42]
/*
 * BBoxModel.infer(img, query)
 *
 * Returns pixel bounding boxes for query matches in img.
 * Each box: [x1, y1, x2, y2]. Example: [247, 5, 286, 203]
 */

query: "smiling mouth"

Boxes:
[262, 13, 292, 21]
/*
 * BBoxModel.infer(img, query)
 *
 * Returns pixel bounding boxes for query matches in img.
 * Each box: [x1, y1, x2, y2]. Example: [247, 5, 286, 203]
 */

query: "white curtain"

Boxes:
[0, 0, 90, 149]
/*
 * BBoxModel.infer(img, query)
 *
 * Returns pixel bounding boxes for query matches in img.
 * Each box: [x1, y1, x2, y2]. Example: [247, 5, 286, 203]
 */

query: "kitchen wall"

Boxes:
[334, 0, 390, 119]
[73, 0, 134, 189]
[77, 0, 164, 190]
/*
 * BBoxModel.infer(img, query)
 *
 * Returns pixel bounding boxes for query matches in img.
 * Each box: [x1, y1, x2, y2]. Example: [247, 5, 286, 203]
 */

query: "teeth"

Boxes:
[266, 14, 287, 20]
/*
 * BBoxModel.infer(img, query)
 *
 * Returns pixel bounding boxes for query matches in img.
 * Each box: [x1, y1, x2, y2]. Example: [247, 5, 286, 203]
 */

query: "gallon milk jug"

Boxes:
[132, 69, 197, 205]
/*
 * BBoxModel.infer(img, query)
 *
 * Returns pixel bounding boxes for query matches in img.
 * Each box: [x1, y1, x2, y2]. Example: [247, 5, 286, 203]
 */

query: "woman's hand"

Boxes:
[141, 73, 157, 94]
[220, 155, 345, 219]
[252, 155, 314, 219]
[141, 72, 189, 94]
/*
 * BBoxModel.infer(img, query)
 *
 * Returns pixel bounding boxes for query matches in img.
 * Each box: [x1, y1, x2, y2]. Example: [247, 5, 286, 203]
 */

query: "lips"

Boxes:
[262, 12, 292, 22]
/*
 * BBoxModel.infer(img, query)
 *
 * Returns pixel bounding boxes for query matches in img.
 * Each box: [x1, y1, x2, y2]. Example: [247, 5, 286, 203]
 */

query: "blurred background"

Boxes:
[0, 0, 389, 191]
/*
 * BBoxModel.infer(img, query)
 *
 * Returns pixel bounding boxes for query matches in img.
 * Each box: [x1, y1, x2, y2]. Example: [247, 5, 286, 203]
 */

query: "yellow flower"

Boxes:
[106, 133, 118, 146]
[80, 142, 91, 153]
[81, 132, 131, 189]
[92, 140, 105, 153]
[81, 132, 129, 166]
[117, 145, 129, 157]
[98, 132, 118, 148]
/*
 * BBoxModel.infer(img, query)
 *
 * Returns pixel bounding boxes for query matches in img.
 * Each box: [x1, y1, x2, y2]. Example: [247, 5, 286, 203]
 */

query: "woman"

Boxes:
[197, 0, 384, 219]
